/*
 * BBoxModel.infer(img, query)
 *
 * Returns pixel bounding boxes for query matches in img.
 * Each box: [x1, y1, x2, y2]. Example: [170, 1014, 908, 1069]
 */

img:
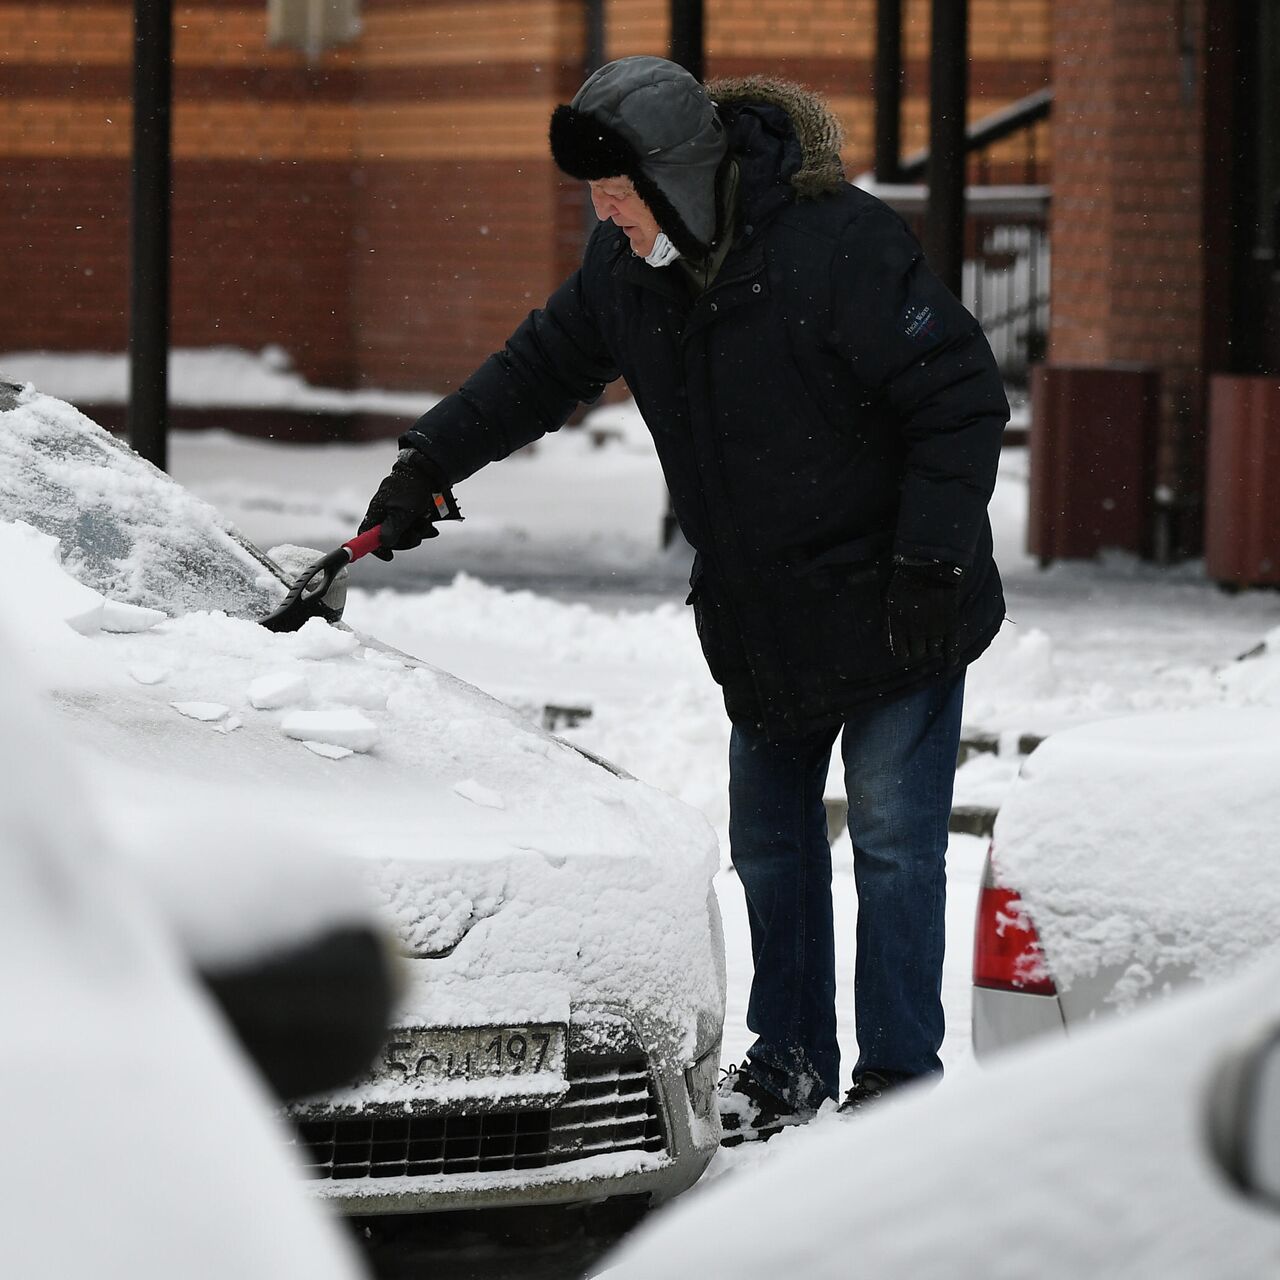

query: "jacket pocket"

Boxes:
[686, 563, 747, 690]
[799, 531, 895, 583]
[785, 533, 906, 684]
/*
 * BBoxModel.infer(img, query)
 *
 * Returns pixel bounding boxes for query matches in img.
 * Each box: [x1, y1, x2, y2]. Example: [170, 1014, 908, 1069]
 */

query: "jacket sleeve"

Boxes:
[400, 252, 620, 484]
[828, 203, 1008, 567]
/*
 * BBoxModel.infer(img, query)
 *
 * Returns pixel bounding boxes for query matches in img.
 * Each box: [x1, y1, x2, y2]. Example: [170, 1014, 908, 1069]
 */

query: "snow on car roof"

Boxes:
[1, 389, 723, 1090]
[603, 952, 1280, 1279]
[991, 707, 1280, 1000]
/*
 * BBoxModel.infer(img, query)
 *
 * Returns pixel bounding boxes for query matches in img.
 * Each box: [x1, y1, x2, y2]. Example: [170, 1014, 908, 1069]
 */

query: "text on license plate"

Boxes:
[383, 1025, 567, 1085]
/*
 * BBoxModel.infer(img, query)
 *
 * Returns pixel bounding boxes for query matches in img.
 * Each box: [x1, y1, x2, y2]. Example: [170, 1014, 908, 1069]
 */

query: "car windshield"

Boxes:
[0, 386, 285, 617]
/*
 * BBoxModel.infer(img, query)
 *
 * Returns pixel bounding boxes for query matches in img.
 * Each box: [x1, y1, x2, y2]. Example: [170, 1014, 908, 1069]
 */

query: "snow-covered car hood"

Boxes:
[1, 388, 725, 1095]
[991, 708, 1280, 1007]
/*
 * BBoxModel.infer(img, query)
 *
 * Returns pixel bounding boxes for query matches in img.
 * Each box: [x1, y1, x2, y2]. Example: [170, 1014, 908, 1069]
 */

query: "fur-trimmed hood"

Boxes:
[707, 75, 847, 201]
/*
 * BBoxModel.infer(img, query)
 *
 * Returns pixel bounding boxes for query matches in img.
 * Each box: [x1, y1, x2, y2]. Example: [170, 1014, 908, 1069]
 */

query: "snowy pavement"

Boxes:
[155, 394, 1280, 1120]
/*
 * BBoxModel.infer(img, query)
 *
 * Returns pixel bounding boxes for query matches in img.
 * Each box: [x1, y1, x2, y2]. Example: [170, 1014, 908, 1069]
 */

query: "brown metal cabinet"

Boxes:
[1205, 376, 1280, 586]
[1028, 365, 1160, 563]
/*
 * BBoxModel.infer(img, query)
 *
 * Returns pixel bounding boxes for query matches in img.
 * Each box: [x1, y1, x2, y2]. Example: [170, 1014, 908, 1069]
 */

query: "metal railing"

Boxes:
[867, 89, 1053, 385]
[964, 217, 1049, 384]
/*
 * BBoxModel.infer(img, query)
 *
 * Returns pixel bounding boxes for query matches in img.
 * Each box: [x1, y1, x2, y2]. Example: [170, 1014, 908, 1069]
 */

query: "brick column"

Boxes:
[1048, 0, 1207, 557]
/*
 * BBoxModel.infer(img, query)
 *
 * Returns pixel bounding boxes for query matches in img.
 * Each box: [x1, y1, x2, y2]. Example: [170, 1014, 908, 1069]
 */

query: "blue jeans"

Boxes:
[728, 674, 964, 1109]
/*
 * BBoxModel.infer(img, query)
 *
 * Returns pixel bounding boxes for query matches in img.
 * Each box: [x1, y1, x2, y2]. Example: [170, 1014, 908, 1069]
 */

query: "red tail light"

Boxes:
[973, 884, 1057, 996]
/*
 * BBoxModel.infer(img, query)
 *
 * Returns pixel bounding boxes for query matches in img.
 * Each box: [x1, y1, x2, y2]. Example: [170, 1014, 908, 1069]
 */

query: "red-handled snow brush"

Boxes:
[258, 525, 386, 633]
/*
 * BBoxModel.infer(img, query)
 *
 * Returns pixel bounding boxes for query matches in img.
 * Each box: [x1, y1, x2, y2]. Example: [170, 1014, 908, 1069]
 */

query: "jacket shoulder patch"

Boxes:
[901, 301, 943, 347]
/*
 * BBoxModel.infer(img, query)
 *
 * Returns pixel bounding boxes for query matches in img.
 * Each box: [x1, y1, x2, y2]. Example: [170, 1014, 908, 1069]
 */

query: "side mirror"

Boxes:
[1205, 1022, 1280, 1210]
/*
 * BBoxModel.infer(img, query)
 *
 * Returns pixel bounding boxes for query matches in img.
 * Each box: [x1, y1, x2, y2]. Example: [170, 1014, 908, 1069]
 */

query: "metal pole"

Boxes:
[129, 0, 172, 470]
[582, 0, 607, 244]
[585, 0, 605, 76]
[874, 0, 903, 183]
[669, 0, 705, 81]
[663, 0, 705, 548]
[924, 0, 967, 297]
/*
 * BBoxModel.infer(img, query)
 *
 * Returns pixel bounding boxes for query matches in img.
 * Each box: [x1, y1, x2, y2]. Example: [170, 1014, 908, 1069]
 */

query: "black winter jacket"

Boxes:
[403, 79, 1008, 739]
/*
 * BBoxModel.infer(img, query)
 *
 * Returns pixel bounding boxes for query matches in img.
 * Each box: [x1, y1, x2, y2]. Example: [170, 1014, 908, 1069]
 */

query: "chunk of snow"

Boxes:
[249, 671, 308, 709]
[171, 701, 230, 723]
[453, 778, 506, 809]
[289, 618, 360, 660]
[2, 520, 104, 634]
[214, 715, 242, 734]
[281, 709, 378, 752]
[129, 664, 169, 686]
[100, 599, 167, 632]
[303, 740, 354, 760]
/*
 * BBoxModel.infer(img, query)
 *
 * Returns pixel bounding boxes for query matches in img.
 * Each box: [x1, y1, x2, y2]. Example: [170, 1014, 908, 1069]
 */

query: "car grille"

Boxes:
[291, 1053, 665, 1181]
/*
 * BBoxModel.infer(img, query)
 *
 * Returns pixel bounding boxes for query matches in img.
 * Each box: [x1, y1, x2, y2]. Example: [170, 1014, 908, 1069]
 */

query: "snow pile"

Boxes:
[992, 708, 1280, 1000]
[1217, 624, 1280, 704]
[5, 520, 105, 634]
[0, 621, 364, 1279]
[965, 624, 1058, 712]
[3, 519, 172, 644]
[602, 953, 1280, 1279]
[0, 519, 158, 688]
[0, 387, 287, 617]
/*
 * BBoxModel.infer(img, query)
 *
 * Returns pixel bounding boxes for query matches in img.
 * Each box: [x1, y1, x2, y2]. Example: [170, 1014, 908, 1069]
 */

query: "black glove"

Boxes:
[359, 449, 457, 561]
[884, 556, 965, 662]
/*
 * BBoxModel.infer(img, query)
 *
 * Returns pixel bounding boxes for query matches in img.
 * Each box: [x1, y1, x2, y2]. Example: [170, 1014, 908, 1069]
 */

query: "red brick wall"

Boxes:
[0, 0, 1051, 404]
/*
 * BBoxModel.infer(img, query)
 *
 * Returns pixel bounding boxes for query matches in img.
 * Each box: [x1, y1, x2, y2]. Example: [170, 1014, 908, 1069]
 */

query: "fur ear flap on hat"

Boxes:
[549, 105, 711, 260]
[549, 105, 635, 181]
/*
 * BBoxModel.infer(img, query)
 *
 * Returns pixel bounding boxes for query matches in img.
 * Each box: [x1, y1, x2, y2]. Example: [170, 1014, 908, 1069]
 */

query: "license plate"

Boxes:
[383, 1025, 567, 1089]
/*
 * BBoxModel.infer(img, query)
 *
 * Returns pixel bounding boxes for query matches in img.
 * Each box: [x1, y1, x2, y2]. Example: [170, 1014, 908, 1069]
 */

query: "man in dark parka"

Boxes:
[361, 56, 1008, 1141]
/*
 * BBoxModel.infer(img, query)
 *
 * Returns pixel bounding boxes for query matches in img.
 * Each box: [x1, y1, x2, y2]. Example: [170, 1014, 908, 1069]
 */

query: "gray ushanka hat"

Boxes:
[549, 56, 729, 259]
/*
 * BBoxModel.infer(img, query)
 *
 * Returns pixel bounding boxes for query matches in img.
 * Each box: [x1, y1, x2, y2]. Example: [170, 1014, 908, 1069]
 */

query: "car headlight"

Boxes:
[684, 1042, 720, 1120]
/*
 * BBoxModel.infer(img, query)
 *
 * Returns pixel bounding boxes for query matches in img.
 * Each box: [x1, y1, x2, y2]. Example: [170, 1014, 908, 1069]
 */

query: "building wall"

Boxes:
[0, 0, 1050, 400]
[1047, 0, 1208, 552]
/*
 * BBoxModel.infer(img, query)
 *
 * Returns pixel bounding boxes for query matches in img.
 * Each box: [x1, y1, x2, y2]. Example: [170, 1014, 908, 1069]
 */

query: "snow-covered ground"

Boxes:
[6, 347, 1280, 1200]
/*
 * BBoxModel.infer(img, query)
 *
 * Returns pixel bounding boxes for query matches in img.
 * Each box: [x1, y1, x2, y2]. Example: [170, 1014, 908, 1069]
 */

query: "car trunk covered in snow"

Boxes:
[991, 708, 1280, 1019]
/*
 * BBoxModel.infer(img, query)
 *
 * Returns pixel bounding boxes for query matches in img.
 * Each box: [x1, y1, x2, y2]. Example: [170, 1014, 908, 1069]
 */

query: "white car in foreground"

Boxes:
[1, 385, 726, 1215]
[971, 706, 1280, 1055]
[0, 629, 366, 1277]
[602, 952, 1280, 1278]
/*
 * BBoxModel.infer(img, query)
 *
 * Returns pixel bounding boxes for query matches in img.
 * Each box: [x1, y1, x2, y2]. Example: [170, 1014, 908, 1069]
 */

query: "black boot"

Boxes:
[837, 1069, 908, 1114]
[717, 1065, 813, 1147]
